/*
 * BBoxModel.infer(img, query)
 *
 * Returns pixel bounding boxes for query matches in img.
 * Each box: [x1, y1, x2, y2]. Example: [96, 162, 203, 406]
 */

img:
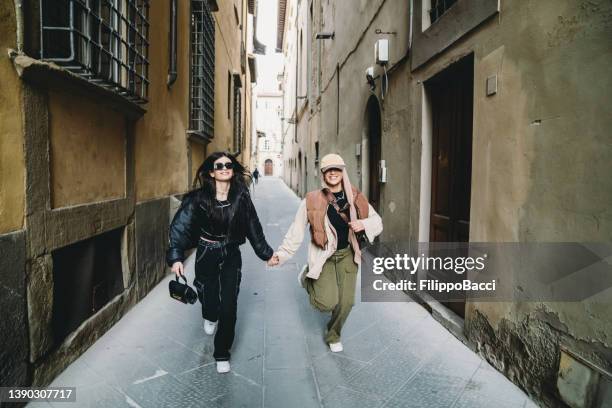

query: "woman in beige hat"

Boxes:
[267, 153, 383, 352]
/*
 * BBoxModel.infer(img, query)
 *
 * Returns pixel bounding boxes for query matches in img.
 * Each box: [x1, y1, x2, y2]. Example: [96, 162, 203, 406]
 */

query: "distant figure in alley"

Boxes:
[167, 152, 274, 374]
[268, 153, 383, 352]
[252, 168, 260, 184]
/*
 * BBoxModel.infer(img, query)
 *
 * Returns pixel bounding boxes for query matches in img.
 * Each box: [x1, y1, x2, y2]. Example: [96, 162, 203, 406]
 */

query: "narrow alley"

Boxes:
[2, 1, 610, 407]
[29, 178, 533, 408]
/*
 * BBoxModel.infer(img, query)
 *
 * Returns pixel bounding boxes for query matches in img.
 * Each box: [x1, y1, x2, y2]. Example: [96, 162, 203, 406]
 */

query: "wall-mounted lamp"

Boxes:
[365, 67, 376, 91]
[316, 32, 335, 40]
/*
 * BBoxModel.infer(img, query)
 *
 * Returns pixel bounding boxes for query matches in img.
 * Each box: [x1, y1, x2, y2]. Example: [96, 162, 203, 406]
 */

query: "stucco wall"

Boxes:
[408, 0, 612, 405]
[281, 0, 612, 405]
[286, 0, 612, 246]
[134, 0, 191, 201]
[0, 2, 25, 233]
[243, 79, 253, 166]
[208, 0, 243, 155]
[241, 1, 253, 167]
[190, 141, 206, 186]
[1, 0, 257, 389]
[436, 1, 612, 245]
[48, 90, 126, 208]
[309, 0, 411, 228]
[135, 1, 254, 200]
[369, 64, 414, 243]
[0, 9, 28, 381]
[278, 0, 298, 189]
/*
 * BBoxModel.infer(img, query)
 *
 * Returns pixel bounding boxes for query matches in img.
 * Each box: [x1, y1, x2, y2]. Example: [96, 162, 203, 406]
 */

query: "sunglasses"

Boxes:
[214, 162, 234, 170]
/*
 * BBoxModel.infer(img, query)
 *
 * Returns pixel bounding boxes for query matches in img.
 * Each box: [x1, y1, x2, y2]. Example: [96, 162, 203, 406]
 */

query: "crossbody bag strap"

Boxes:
[322, 188, 351, 224]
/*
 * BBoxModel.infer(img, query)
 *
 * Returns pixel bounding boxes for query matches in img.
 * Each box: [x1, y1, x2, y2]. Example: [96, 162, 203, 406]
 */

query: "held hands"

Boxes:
[171, 261, 184, 277]
[349, 220, 365, 233]
[267, 253, 280, 267]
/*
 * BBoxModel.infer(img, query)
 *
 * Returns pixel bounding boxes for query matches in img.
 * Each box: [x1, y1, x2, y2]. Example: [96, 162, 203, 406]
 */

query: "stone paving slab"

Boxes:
[29, 177, 535, 408]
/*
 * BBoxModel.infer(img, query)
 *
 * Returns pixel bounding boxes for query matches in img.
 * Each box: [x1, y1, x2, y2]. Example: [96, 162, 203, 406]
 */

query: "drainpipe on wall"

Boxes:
[14, 0, 24, 52]
[294, 14, 299, 146]
[231, 72, 243, 158]
[318, 0, 323, 98]
[409, 0, 413, 48]
[384, 0, 412, 77]
[336, 63, 340, 139]
[232, 132, 242, 158]
[167, 0, 178, 87]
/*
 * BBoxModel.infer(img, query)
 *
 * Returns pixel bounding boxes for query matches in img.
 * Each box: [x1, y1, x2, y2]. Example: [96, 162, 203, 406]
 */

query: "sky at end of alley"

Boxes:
[255, 0, 284, 93]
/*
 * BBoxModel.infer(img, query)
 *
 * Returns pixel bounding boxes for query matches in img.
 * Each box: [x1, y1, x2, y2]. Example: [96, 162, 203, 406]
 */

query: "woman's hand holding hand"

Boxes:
[349, 220, 365, 233]
[267, 254, 280, 267]
[171, 261, 184, 277]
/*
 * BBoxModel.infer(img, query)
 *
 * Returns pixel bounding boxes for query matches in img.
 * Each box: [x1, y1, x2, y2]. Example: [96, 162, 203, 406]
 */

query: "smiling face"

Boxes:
[209, 156, 234, 182]
[323, 168, 343, 188]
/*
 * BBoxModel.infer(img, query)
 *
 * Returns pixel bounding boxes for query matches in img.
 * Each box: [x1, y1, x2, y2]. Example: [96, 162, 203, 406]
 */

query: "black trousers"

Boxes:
[193, 240, 242, 361]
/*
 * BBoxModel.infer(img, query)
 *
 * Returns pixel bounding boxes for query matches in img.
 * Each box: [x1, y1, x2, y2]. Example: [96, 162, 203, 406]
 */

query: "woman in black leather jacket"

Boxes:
[166, 152, 273, 374]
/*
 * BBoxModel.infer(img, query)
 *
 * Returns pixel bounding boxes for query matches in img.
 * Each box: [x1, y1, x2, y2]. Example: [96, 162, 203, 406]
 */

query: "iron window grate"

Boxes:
[40, 0, 150, 103]
[429, 0, 457, 25]
[190, 0, 215, 139]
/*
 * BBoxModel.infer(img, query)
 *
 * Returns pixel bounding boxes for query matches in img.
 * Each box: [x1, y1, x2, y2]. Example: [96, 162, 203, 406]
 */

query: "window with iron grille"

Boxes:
[190, 0, 215, 139]
[429, 0, 457, 24]
[233, 79, 242, 151]
[40, 0, 150, 103]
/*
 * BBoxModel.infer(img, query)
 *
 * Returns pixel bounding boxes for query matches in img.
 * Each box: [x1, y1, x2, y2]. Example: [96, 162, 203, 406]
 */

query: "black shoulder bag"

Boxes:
[169, 274, 198, 304]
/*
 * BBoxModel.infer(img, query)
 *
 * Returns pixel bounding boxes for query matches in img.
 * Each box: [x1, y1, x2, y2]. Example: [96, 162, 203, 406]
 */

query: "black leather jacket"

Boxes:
[166, 189, 273, 266]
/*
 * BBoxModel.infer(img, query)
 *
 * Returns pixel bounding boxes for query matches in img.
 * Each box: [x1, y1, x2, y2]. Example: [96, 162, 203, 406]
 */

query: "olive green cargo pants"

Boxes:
[305, 246, 358, 344]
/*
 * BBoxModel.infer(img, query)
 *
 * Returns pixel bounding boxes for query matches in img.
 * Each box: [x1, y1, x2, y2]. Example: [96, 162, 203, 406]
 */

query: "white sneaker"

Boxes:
[204, 319, 217, 335]
[298, 265, 308, 288]
[329, 342, 343, 353]
[216, 361, 230, 373]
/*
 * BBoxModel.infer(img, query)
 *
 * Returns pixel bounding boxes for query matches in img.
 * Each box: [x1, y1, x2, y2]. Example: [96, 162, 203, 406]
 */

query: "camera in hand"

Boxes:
[169, 275, 198, 304]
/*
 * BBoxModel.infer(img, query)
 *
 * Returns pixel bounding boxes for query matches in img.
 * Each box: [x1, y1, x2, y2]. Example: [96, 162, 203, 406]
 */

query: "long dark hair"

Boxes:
[193, 152, 251, 228]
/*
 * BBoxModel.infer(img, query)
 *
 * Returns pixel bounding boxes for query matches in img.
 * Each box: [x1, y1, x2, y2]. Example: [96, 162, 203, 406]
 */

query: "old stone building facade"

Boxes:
[254, 91, 284, 177]
[0, 0, 261, 387]
[276, 0, 612, 406]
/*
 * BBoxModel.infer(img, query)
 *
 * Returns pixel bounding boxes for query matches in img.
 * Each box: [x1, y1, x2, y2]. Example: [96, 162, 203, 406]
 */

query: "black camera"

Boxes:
[169, 275, 198, 304]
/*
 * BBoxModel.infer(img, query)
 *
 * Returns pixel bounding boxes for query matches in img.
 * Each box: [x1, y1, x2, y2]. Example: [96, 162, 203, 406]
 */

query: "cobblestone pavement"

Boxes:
[29, 177, 536, 408]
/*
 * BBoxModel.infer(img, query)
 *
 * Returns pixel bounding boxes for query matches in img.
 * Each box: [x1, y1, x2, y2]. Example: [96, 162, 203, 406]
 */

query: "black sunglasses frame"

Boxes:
[213, 162, 234, 171]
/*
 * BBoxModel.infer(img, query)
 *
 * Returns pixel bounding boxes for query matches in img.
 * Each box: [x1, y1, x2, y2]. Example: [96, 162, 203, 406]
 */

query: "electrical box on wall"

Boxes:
[486, 75, 498, 96]
[379, 160, 387, 183]
[375, 39, 389, 65]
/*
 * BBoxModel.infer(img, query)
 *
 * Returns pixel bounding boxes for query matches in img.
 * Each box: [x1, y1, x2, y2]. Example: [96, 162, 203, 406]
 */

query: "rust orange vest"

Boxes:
[305, 186, 369, 249]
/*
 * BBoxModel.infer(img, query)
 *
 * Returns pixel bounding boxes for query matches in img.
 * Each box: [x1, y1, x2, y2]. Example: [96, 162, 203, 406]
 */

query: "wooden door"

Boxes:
[367, 97, 382, 211]
[427, 55, 474, 317]
[264, 159, 273, 176]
